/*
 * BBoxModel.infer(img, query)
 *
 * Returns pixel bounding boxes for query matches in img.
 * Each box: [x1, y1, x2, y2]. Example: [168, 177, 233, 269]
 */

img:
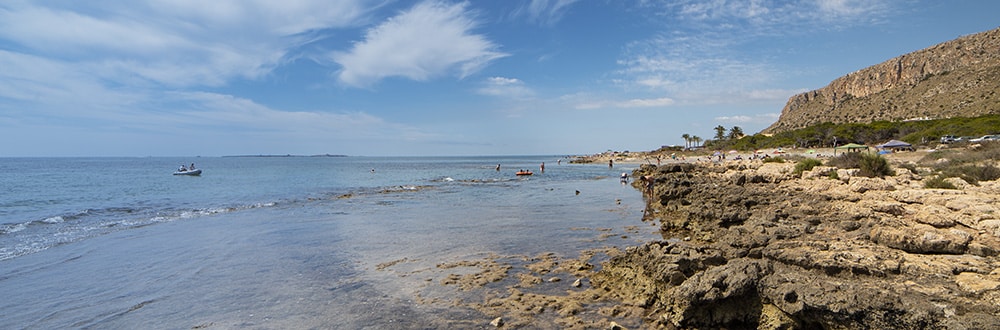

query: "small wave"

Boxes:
[0, 200, 285, 261]
[0, 222, 27, 235]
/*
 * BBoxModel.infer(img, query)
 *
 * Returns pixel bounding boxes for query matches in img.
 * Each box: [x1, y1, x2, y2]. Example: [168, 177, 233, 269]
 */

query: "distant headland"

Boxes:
[222, 154, 347, 158]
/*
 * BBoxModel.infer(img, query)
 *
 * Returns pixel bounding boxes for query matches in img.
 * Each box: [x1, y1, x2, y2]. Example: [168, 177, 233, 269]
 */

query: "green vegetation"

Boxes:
[826, 152, 863, 169]
[704, 114, 1000, 151]
[924, 175, 958, 189]
[792, 158, 823, 176]
[858, 153, 893, 178]
[823, 152, 893, 178]
[762, 157, 786, 163]
[940, 165, 1000, 185]
[915, 142, 1000, 187]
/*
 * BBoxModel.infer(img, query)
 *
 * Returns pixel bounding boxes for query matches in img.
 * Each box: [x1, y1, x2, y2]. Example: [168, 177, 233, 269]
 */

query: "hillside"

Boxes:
[764, 27, 1000, 134]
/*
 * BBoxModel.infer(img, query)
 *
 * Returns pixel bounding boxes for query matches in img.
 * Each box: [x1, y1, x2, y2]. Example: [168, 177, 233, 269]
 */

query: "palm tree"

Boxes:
[728, 126, 744, 140]
[682, 133, 691, 149]
[692, 136, 703, 147]
[714, 125, 727, 140]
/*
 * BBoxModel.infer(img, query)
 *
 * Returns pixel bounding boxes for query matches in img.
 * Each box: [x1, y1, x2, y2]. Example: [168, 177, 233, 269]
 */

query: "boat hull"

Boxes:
[173, 169, 202, 176]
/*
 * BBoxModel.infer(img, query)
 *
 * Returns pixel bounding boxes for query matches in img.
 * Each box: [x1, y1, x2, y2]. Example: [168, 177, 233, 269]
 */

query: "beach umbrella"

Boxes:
[728, 150, 738, 154]
[712, 151, 722, 156]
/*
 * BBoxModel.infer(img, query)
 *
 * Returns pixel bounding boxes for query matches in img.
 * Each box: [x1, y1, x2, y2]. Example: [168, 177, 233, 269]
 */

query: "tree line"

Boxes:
[679, 114, 1000, 151]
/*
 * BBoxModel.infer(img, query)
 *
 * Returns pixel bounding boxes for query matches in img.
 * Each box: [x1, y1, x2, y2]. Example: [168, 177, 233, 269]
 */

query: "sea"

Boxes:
[0, 156, 661, 329]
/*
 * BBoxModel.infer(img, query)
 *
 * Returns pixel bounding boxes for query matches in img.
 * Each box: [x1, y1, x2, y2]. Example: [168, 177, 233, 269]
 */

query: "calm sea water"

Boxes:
[0, 156, 659, 328]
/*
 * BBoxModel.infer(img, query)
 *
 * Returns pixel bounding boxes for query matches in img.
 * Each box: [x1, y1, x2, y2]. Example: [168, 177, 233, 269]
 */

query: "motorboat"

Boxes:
[173, 169, 202, 176]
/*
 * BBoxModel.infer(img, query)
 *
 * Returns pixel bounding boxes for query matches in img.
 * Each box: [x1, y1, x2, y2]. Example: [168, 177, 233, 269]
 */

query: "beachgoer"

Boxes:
[540, 162, 545, 172]
[609, 159, 614, 168]
[644, 176, 654, 195]
[496, 164, 501, 171]
[620, 172, 629, 183]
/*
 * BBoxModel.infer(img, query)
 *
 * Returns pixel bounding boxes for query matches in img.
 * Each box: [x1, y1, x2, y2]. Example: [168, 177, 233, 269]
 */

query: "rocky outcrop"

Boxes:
[764, 27, 1000, 134]
[592, 161, 1000, 329]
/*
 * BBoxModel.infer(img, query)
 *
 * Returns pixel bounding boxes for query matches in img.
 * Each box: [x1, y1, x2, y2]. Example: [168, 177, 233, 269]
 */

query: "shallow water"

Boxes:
[0, 156, 659, 328]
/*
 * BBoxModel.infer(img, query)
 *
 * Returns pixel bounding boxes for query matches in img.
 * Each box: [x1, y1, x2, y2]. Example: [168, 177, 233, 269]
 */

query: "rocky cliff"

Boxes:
[764, 27, 1000, 134]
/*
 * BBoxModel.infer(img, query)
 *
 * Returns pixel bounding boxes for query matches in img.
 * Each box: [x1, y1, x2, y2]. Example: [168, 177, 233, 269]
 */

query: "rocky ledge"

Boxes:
[592, 160, 1000, 329]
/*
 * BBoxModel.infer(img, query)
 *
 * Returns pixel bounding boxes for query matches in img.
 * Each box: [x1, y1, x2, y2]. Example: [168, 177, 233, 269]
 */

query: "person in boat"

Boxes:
[190, 163, 196, 170]
[178, 165, 187, 172]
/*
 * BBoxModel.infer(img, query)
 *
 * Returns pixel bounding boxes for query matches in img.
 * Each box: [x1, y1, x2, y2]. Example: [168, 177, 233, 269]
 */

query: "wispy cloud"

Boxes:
[476, 77, 535, 99]
[0, 1, 373, 88]
[573, 96, 675, 110]
[617, 0, 895, 104]
[333, 1, 507, 87]
[715, 113, 780, 124]
[514, 0, 580, 25]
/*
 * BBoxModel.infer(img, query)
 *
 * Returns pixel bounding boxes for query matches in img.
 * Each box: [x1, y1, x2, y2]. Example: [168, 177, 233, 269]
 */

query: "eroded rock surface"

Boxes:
[592, 161, 1000, 329]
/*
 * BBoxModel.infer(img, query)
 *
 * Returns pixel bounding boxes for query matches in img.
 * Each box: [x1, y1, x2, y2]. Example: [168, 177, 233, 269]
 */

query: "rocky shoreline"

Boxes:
[590, 156, 1000, 329]
[403, 149, 1000, 329]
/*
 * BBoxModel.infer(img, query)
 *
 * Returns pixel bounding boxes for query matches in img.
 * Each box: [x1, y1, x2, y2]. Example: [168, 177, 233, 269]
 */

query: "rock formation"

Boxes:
[764, 27, 1000, 134]
[592, 161, 1000, 329]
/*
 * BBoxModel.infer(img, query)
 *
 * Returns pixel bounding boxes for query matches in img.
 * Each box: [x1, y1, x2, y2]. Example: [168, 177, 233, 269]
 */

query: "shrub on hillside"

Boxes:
[762, 157, 786, 163]
[827, 152, 863, 169]
[858, 153, 893, 178]
[793, 158, 824, 176]
[924, 175, 958, 189]
[941, 164, 1000, 185]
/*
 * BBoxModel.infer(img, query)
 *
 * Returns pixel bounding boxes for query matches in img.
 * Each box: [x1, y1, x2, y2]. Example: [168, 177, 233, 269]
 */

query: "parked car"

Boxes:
[940, 135, 958, 143]
[969, 135, 1000, 143]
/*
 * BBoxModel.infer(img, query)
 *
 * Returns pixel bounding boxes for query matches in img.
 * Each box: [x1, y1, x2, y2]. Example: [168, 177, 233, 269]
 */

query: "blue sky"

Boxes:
[1, 1, 997, 156]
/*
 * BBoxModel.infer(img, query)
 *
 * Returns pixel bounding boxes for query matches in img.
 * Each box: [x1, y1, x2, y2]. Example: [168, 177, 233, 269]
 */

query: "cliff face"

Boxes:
[764, 27, 1000, 134]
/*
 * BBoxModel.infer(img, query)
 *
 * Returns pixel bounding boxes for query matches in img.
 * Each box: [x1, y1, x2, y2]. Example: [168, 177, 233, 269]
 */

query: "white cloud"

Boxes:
[476, 77, 535, 99]
[333, 1, 507, 87]
[571, 96, 675, 110]
[715, 113, 779, 124]
[515, 0, 581, 25]
[663, 0, 890, 29]
[0, 1, 373, 87]
[615, 0, 896, 105]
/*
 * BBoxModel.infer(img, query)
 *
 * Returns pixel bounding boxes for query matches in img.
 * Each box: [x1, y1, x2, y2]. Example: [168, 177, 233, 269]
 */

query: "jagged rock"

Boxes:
[490, 316, 503, 327]
[802, 166, 837, 180]
[848, 176, 896, 193]
[945, 177, 972, 189]
[870, 224, 972, 254]
[601, 160, 1000, 329]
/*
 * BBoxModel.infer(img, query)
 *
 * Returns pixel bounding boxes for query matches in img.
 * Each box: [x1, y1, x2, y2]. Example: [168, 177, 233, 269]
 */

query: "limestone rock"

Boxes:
[765, 27, 1000, 134]
[607, 160, 1000, 329]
